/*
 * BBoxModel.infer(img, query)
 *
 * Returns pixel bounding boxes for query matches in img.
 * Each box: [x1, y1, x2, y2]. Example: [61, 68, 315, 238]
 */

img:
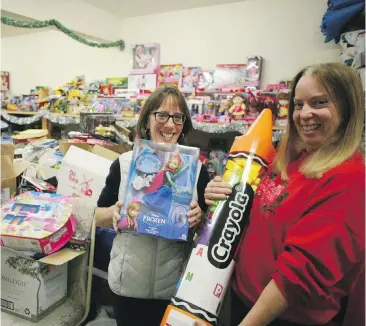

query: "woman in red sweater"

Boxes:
[204, 63, 365, 326]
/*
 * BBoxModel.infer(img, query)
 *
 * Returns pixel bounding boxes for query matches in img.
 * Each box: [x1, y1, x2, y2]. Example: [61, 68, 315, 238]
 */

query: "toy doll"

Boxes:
[142, 154, 188, 216]
[134, 44, 149, 69]
[277, 92, 290, 120]
[229, 93, 246, 118]
[218, 98, 232, 116]
[243, 94, 262, 125]
[206, 101, 215, 114]
[117, 201, 141, 231]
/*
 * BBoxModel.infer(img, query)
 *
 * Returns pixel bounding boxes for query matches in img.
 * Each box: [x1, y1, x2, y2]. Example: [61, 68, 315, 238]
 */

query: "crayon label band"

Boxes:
[208, 183, 254, 269]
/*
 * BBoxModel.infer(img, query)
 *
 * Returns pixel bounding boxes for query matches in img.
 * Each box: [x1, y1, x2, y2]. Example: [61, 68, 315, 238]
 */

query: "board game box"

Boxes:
[1, 192, 75, 254]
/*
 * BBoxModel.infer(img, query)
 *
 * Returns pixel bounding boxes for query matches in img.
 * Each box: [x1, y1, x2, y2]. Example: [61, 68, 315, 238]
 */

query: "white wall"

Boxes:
[1, 0, 126, 95]
[1, 30, 125, 95]
[119, 0, 341, 86]
[1, 0, 123, 40]
[1, 0, 341, 95]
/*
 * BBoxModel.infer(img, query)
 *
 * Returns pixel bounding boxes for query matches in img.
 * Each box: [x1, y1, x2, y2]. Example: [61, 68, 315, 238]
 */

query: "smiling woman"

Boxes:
[204, 63, 365, 326]
[94, 85, 210, 326]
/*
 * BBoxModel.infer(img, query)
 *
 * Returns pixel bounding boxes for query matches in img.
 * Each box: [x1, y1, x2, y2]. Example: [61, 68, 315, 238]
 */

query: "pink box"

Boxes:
[1, 192, 75, 254]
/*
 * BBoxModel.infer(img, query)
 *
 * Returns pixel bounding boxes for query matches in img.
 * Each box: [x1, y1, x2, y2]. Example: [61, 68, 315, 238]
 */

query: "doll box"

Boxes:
[118, 139, 200, 241]
[131, 43, 161, 74]
[158, 64, 183, 88]
[128, 74, 157, 91]
[1, 192, 76, 254]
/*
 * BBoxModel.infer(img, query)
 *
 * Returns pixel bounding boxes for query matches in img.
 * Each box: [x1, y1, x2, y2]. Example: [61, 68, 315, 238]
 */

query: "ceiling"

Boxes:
[80, 0, 243, 18]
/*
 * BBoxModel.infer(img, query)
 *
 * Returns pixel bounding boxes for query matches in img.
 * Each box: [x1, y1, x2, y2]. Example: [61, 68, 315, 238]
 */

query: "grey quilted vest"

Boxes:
[108, 151, 201, 299]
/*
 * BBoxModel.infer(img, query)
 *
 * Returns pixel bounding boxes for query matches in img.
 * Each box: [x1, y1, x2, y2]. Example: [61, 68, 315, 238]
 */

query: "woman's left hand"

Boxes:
[187, 200, 203, 228]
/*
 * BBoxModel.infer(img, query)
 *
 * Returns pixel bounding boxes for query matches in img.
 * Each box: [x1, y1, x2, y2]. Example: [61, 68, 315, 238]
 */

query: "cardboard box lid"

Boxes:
[92, 144, 120, 161]
[1, 143, 15, 158]
[62, 145, 114, 175]
[1, 155, 15, 179]
[39, 248, 84, 265]
[2, 246, 85, 265]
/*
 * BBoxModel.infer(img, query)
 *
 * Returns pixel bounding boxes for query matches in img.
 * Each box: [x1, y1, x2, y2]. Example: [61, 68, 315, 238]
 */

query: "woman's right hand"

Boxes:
[109, 201, 124, 232]
[204, 176, 232, 206]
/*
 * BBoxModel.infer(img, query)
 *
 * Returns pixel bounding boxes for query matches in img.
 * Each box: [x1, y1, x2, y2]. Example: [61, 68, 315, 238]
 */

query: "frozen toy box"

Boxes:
[1, 192, 75, 254]
[118, 139, 199, 241]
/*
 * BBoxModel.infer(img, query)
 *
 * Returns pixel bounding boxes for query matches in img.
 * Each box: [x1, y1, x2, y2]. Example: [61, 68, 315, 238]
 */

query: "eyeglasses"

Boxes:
[152, 112, 186, 125]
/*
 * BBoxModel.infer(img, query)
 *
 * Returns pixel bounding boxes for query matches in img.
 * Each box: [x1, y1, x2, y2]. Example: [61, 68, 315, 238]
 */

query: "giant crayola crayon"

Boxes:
[161, 109, 276, 326]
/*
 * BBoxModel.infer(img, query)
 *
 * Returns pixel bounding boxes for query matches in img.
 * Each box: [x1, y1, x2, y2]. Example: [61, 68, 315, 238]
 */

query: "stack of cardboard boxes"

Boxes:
[0, 139, 129, 322]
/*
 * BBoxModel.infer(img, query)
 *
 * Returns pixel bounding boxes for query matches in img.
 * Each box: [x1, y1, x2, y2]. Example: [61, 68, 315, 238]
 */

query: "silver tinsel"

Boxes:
[192, 120, 249, 134]
[116, 119, 251, 134]
[44, 112, 80, 125]
[1, 110, 47, 125]
[1, 110, 80, 125]
[116, 118, 139, 129]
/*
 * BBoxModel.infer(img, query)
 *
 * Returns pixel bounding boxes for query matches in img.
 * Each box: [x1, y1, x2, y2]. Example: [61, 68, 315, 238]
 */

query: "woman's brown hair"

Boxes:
[136, 85, 193, 144]
[275, 63, 365, 179]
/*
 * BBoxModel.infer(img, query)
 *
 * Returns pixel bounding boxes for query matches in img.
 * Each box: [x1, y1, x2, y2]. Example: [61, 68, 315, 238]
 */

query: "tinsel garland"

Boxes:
[1, 16, 125, 50]
[1, 110, 47, 125]
[116, 119, 250, 134]
[1, 110, 80, 125]
[44, 112, 80, 125]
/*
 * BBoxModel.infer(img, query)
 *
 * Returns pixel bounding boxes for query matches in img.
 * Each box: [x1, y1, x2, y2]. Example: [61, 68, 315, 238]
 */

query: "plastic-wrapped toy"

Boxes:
[229, 93, 246, 119]
[181, 67, 201, 92]
[243, 91, 262, 125]
[245, 56, 263, 89]
[161, 109, 276, 326]
[275, 91, 290, 126]
[218, 99, 232, 116]
[158, 64, 182, 88]
[118, 139, 200, 241]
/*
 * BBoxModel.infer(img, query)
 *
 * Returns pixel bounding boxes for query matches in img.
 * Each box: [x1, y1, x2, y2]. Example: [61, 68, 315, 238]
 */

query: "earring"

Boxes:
[178, 132, 185, 143]
[145, 128, 151, 140]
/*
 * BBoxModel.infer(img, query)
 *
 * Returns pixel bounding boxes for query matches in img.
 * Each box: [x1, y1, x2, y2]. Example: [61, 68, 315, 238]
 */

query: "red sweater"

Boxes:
[232, 152, 365, 325]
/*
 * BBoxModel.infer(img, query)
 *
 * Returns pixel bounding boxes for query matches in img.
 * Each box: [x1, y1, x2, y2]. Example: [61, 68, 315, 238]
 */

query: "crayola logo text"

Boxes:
[207, 183, 253, 269]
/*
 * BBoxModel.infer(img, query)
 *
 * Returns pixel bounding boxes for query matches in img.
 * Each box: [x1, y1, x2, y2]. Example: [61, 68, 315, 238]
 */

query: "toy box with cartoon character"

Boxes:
[1, 192, 76, 254]
[118, 139, 200, 241]
[158, 64, 183, 88]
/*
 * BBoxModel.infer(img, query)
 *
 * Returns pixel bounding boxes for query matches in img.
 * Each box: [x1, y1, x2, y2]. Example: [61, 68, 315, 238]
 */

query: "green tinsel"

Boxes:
[1, 16, 125, 51]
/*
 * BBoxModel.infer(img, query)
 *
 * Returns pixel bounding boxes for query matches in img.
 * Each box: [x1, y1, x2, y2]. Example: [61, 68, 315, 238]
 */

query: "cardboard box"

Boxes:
[58, 140, 130, 156]
[1, 247, 83, 322]
[57, 146, 115, 203]
[0, 144, 30, 204]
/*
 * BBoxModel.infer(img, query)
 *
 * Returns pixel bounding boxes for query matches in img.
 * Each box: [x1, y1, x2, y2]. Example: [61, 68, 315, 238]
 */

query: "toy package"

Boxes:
[106, 77, 128, 88]
[128, 74, 157, 90]
[180, 67, 201, 92]
[245, 56, 263, 89]
[118, 139, 200, 241]
[1, 192, 76, 254]
[1, 71, 10, 91]
[197, 70, 218, 92]
[158, 64, 183, 88]
[131, 43, 161, 74]
[214, 64, 247, 89]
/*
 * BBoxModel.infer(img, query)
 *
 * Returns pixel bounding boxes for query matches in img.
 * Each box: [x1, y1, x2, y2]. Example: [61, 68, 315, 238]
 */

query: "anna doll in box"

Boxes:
[142, 154, 189, 216]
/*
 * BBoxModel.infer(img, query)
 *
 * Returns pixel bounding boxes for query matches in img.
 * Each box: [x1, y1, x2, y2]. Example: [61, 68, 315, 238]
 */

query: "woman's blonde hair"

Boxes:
[275, 63, 365, 179]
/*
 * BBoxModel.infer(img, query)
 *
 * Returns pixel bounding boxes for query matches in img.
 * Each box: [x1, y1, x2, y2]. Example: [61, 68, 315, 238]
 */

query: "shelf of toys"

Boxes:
[1, 44, 290, 142]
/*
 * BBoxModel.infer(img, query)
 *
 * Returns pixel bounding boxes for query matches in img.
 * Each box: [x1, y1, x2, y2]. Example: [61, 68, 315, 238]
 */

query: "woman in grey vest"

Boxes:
[95, 86, 210, 326]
